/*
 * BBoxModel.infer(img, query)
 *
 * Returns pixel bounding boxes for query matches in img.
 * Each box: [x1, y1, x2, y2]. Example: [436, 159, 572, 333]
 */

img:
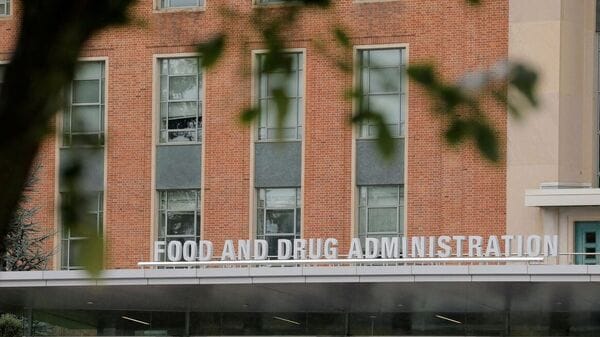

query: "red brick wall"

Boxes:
[0, 0, 508, 268]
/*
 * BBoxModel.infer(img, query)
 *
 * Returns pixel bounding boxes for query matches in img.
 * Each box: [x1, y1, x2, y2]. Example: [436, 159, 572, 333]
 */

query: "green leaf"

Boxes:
[333, 27, 351, 48]
[509, 64, 538, 107]
[406, 64, 437, 87]
[240, 107, 260, 124]
[272, 87, 290, 139]
[375, 118, 394, 159]
[445, 119, 468, 144]
[196, 34, 226, 69]
[473, 121, 500, 162]
[81, 235, 104, 277]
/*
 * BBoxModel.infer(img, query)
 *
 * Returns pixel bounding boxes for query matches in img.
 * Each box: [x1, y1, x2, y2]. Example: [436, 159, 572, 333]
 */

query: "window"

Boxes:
[358, 48, 406, 138]
[575, 222, 600, 265]
[159, 0, 203, 9]
[257, 188, 301, 257]
[159, 57, 202, 144]
[63, 61, 105, 147]
[357, 185, 404, 240]
[0, 0, 9, 16]
[61, 192, 103, 270]
[256, 52, 303, 141]
[157, 190, 201, 261]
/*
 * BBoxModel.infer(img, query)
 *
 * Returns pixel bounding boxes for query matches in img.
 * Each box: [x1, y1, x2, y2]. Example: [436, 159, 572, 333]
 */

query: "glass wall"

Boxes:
[23, 309, 600, 336]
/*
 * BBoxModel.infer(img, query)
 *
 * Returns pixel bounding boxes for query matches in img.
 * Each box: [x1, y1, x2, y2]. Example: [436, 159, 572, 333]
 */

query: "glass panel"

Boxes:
[169, 76, 198, 100]
[160, 75, 169, 101]
[266, 209, 294, 234]
[266, 98, 297, 128]
[167, 0, 198, 7]
[368, 94, 400, 124]
[0, 65, 5, 80]
[74, 62, 102, 80]
[158, 213, 166, 238]
[68, 239, 86, 267]
[168, 191, 197, 211]
[61, 240, 69, 268]
[369, 68, 401, 93]
[368, 207, 398, 233]
[359, 207, 367, 234]
[168, 101, 198, 119]
[169, 130, 196, 142]
[359, 187, 367, 206]
[368, 186, 399, 206]
[169, 58, 198, 75]
[0, 4, 5, 15]
[166, 213, 195, 236]
[71, 106, 101, 132]
[257, 208, 264, 235]
[268, 72, 296, 97]
[71, 134, 102, 146]
[586, 232, 596, 244]
[72, 80, 100, 104]
[369, 49, 401, 67]
[266, 188, 296, 208]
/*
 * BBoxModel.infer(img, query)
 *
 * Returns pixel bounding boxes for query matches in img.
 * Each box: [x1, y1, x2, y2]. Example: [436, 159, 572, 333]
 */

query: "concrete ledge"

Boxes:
[525, 188, 600, 207]
[0, 264, 599, 288]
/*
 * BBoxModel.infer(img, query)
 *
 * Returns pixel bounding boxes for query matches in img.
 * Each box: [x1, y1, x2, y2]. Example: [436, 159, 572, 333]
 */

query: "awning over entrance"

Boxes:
[2, 265, 600, 336]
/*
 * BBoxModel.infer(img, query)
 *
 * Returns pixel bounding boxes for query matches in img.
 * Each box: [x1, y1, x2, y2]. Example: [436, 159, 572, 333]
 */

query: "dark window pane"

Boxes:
[586, 232, 596, 244]
[266, 209, 294, 234]
[72, 80, 100, 104]
[166, 212, 195, 236]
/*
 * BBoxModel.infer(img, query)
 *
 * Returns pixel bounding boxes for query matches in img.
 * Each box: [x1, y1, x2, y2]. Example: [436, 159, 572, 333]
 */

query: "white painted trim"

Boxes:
[525, 188, 600, 207]
[249, 48, 307, 239]
[54, 57, 109, 270]
[152, 0, 205, 13]
[151, 52, 203, 258]
[351, 43, 410, 238]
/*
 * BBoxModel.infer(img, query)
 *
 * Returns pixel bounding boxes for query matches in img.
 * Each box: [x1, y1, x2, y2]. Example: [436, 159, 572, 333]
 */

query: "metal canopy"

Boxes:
[1, 265, 600, 313]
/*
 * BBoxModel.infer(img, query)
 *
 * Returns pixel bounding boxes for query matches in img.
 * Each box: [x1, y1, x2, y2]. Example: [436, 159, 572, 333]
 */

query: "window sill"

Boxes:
[153, 6, 206, 14]
[0, 15, 12, 20]
[156, 142, 202, 146]
[252, 1, 302, 8]
[255, 139, 302, 143]
[353, 0, 402, 3]
[356, 136, 405, 140]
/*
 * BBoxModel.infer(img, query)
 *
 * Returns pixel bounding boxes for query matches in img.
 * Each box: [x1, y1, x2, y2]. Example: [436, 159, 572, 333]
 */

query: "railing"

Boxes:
[138, 257, 545, 269]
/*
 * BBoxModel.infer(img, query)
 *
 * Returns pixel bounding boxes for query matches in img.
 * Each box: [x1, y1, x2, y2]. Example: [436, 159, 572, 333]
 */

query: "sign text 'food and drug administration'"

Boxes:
[154, 235, 559, 262]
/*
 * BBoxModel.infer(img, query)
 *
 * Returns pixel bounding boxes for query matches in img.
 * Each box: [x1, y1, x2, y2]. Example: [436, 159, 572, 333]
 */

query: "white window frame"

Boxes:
[256, 187, 302, 257]
[60, 191, 104, 270]
[155, 0, 205, 12]
[0, 0, 10, 17]
[253, 50, 305, 142]
[355, 47, 407, 139]
[61, 60, 106, 148]
[156, 189, 201, 261]
[357, 185, 404, 240]
[156, 55, 203, 145]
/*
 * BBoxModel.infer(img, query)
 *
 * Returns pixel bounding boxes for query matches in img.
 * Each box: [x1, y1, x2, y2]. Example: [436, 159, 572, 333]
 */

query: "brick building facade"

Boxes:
[1, 0, 508, 270]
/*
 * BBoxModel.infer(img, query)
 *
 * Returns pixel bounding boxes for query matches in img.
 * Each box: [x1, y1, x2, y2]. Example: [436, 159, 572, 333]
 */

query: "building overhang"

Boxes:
[2, 265, 600, 313]
[525, 188, 600, 207]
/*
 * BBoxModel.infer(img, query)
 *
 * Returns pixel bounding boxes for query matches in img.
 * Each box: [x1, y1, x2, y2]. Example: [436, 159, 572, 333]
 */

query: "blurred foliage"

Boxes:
[0, 0, 539, 274]
[0, 314, 22, 337]
[210, 0, 538, 161]
[407, 62, 538, 161]
[1, 165, 54, 271]
[0, 0, 136, 274]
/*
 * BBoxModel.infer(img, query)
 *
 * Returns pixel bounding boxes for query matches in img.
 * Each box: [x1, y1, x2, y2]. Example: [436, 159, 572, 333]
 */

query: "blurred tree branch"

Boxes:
[0, 0, 136, 258]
